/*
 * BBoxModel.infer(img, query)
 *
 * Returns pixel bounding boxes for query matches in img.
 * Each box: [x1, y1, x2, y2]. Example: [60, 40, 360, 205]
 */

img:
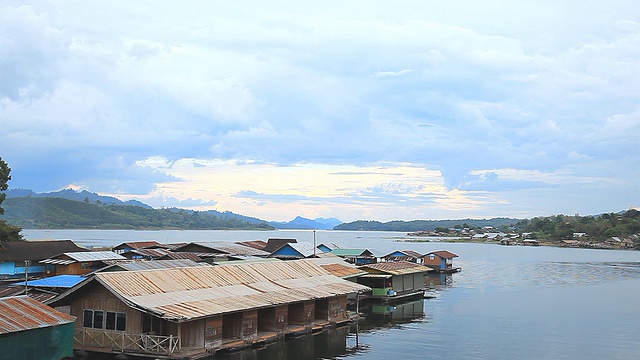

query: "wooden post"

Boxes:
[177, 323, 182, 351]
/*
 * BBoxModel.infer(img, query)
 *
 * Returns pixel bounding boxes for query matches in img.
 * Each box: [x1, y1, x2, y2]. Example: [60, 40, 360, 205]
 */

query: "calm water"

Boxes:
[24, 229, 640, 360]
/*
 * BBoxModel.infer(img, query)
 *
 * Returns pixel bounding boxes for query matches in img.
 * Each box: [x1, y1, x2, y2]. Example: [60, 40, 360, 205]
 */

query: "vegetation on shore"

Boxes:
[2, 197, 274, 230]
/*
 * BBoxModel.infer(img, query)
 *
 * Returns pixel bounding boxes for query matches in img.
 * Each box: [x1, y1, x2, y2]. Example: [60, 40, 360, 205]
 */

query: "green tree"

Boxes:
[0, 157, 23, 241]
[0, 157, 10, 214]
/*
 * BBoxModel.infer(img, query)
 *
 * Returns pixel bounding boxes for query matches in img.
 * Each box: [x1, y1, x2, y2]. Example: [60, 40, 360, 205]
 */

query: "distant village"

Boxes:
[0, 237, 460, 360]
[408, 225, 639, 250]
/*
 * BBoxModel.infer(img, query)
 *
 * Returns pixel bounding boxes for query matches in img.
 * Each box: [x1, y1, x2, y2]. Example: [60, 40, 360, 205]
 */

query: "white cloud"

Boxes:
[1, 1, 640, 221]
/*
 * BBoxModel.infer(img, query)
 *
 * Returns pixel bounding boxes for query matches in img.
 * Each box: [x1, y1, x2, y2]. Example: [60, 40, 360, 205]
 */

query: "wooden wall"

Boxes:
[205, 316, 223, 347]
[69, 281, 142, 334]
[288, 301, 315, 325]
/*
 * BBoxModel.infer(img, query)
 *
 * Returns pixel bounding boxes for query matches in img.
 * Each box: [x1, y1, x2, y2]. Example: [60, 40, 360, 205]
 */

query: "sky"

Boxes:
[1, 1, 639, 223]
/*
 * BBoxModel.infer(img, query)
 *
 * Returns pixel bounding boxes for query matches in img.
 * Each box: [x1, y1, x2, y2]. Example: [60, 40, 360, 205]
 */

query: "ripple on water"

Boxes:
[450, 260, 640, 291]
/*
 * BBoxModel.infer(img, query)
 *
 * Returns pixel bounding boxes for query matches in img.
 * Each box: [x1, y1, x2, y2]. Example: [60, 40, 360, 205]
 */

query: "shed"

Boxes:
[0, 295, 76, 360]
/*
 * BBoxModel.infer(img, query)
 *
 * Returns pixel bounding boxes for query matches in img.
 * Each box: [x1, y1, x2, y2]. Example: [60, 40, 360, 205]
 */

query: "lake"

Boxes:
[23, 229, 640, 360]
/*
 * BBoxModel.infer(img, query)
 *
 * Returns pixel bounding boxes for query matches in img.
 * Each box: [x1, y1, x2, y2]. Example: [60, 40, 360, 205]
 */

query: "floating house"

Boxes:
[48, 260, 370, 359]
[112, 241, 163, 254]
[120, 248, 171, 260]
[173, 242, 270, 259]
[0, 295, 76, 360]
[262, 238, 298, 253]
[316, 243, 342, 253]
[40, 251, 126, 276]
[357, 261, 432, 302]
[330, 249, 377, 265]
[0, 240, 85, 280]
[381, 250, 425, 264]
[269, 242, 319, 260]
[422, 250, 460, 273]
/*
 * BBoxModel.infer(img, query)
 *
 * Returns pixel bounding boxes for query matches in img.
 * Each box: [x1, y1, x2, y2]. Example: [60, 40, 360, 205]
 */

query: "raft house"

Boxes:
[422, 250, 461, 273]
[356, 261, 433, 303]
[47, 259, 370, 359]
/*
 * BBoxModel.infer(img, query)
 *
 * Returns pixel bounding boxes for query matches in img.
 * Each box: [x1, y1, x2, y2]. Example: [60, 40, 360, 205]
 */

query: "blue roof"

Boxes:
[11, 275, 84, 288]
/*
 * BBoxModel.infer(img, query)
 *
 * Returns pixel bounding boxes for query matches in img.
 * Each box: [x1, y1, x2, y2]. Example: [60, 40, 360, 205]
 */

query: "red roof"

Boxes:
[0, 296, 75, 334]
[113, 241, 161, 250]
[426, 250, 458, 259]
[236, 240, 268, 250]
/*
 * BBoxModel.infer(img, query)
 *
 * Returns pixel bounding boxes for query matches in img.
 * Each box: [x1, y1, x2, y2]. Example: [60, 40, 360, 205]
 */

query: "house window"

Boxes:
[106, 311, 127, 331]
[83, 310, 126, 330]
[83, 309, 104, 329]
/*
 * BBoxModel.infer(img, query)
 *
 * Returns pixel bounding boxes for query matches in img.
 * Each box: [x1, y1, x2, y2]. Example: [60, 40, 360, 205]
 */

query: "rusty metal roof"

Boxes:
[176, 242, 270, 257]
[0, 295, 75, 334]
[426, 250, 459, 259]
[113, 241, 162, 250]
[102, 259, 209, 272]
[359, 261, 433, 275]
[61, 259, 369, 322]
[320, 263, 368, 278]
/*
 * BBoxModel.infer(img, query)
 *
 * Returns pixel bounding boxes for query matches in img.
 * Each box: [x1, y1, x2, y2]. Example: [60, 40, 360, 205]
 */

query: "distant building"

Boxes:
[0, 240, 85, 279]
[112, 241, 163, 254]
[39, 251, 127, 275]
[422, 250, 460, 273]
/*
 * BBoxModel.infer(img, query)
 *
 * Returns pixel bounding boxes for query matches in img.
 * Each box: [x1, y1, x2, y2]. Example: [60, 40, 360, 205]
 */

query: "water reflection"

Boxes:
[214, 300, 428, 360]
[457, 261, 640, 291]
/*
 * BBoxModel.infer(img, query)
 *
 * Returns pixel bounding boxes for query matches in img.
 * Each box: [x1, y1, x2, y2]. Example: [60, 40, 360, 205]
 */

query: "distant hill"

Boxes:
[6, 188, 152, 208]
[1, 197, 274, 230]
[269, 216, 342, 230]
[2, 189, 343, 230]
[334, 218, 521, 231]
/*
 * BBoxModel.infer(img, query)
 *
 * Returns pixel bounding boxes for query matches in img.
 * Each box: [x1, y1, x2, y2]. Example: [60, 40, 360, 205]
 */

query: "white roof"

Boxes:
[41, 251, 126, 265]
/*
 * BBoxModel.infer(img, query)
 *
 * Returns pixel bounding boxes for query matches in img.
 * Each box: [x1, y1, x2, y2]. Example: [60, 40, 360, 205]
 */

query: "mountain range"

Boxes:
[4, 188, 342, 230]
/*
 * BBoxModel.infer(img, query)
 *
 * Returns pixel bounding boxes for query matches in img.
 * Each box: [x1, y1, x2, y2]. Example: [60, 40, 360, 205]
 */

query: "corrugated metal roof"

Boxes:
[331, 249, 374, 257]
[123, 248, 170, 258]
[427, 250, 459, 259]
[320, 263, 368, 278]
[383, 250, 424, 259]
[108, 259, 209, 271]
[42, 251, 126, 264]
[270, 242, 317, 258]
[181, 242, 270, 257]
[359, 261, 433, 275]
[113, 241, 162, 250]
[0, 287, 59, 303]
[236, 240, 268, 250]
[84, 260, 369, 322]
[0, 296, 75, 334]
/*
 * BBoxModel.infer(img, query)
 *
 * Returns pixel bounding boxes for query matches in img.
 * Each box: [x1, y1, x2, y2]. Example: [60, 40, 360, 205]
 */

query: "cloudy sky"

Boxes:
[1, 1, 639, 222]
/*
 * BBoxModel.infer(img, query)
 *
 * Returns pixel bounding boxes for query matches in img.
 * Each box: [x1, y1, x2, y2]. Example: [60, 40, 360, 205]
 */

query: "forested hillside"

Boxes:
[334, 218, 520, 231]
[515, 209, 640, 241]
[2, 197, 274, 230]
